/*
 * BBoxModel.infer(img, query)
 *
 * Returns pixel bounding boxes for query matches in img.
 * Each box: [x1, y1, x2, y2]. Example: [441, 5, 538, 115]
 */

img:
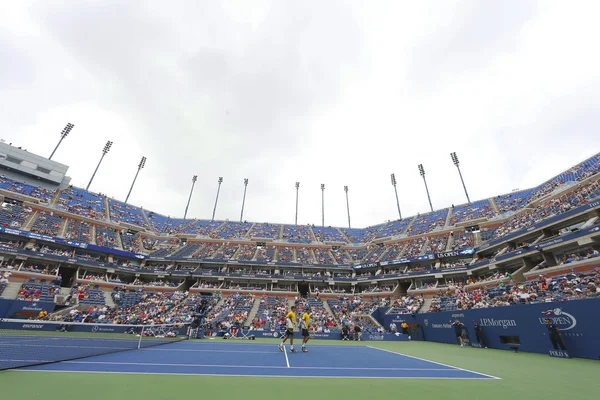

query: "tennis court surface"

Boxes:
[10, 340, 499, 379]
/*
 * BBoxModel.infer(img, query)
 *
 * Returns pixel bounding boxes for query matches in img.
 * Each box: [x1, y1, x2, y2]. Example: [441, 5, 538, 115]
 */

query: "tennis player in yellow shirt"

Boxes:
[300, 307, 311, 352]
[279, 305, 298, 353]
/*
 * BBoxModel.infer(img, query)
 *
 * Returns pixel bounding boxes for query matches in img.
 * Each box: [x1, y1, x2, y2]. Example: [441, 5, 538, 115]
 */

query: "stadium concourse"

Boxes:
[0, 148, 600, 399]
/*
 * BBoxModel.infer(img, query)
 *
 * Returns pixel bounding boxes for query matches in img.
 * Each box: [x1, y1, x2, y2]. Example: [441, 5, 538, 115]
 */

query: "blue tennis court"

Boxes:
[14, 341, 500, 379]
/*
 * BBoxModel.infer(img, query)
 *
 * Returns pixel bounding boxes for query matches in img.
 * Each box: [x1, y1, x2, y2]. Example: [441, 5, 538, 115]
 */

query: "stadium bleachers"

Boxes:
[215, 222, 253, 240]
[0, 203, 30, 228]
[30, 212, 63, 236]
[495, 188, 534, 213]
[312, 226, 346, 243]
[57, 187, 106, 220]
[65, 219, 92, 242]
[425, 234, 449, 253]
[108, 199, 147, 226]
[212, 244, 240, 261]
[0, 176, 54, 202]
[449, 199, 494, 225]
[17, 280, 60, 302]
[282, 225, 313, 243]
[406, 209, 449, 236]
[249, 223, 281, 239]
[95, 225, 119, 248]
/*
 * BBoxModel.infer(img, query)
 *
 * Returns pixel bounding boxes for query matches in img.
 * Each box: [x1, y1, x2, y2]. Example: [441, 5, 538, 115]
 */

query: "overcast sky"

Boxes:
[1, 0, 599, 228]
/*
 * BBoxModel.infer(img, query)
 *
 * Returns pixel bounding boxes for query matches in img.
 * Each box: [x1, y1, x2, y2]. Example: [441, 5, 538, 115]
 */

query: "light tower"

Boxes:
[211, 177, 223, 221]
[321, 183, 325, 227]
[418, 164, 434, 212]
[183, 175, 198, 219]
[344, 185, 351, 229]
[451, 152, 471, 204]
[391, 173, 402, 219]
[125, 156, 146, 204]
[294, 182, 300, 225]
[86, 140, 112, 191]
[49, 123, 74, 160]
[240, 178, 249, 222]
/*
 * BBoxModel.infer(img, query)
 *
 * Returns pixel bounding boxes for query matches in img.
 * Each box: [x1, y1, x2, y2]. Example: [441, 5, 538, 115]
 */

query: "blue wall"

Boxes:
[378, 298, 600, 359]
[0, 299, 56, 319]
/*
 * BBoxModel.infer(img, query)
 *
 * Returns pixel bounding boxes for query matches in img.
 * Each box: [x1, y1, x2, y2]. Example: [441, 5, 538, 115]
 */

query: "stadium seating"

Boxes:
[64, 219, 92, 242]
[252, 295, 288, 330]
[0, 203, 31, 228]
[491, 178, 600, 241]
[295, 297, 338, 332]
[449, 199, 494, 225]
[253, 246, 273, 262]
[406, 209, 449, 236]
[249, 223, 281, 239]
[340, 228, 364, 243]
[30, 212, 63, 236]
[402, 237, 428, 257]
[120, 233, 141, 252]
[206, 294, 254, 329]
[0, 176, 54, 202]
[17, 281, 60, 302]
[494, 188, 534, 214]
[212, 244, 240, 261]
[215, 222, 253, 240]
[295, 247, 314, 264]
[57, 186, 106, 220]
[312, 226, 347, 243]
[451, 232, 474, 250]
[95, 225, 119, 248]
[282, 225, 313, 243]
[313, 248, 333, 264]
[425, 234, 449, 253]
[379, 243, 405, 261]
[108, 199, 146, 226]
[427, 269, 599, 312]
[277, 247, 294, 263]
[237, 244, 257, 261]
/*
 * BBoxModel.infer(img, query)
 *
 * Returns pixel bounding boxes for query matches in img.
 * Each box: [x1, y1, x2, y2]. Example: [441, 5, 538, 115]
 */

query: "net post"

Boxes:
[138, 326, 144, 349]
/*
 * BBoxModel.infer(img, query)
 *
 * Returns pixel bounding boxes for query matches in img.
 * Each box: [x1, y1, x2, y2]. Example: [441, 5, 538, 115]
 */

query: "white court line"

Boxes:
[142, 348, 279, 354]
[12, 369, 496, 379]
[366, 346, 501, 380]
[184, 342, 368, 349]
[283, 346, 290, 368]
[0, 344, 132, 350]
[59, 360, 453, 371]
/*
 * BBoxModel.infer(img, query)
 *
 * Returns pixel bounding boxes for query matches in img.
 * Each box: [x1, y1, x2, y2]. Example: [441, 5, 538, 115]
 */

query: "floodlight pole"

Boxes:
[49, 123, 74, 160]
[451, 152, 471, 204]
[295, 182, 300, 225]
[86, 140, 113, 191]
[184, 175, 198, 220]
[125, 156, 146, 204]
[418, 164, 434, 212]
[240, 178, 248, 222]
[212, 177, 223, 221]
[321, 184, 325, 227]
[344, 185, 351, 229]
[391, 173, 402, 219]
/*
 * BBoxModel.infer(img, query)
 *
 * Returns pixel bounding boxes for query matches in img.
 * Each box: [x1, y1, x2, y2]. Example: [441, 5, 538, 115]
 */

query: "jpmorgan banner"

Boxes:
[378, 298, 600, 360]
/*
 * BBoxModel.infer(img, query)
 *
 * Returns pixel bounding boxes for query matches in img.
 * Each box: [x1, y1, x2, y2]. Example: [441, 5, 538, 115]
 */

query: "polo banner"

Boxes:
[380, 298, 600, 360]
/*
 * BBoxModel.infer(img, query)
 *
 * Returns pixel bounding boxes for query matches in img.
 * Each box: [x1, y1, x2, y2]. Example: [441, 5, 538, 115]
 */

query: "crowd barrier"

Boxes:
[247, 330, 409, 341]
[378, 298, 600, 359]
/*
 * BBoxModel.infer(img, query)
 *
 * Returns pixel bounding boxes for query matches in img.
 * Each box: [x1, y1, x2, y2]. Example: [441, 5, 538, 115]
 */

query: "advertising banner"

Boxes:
[379, 298, 600, 359]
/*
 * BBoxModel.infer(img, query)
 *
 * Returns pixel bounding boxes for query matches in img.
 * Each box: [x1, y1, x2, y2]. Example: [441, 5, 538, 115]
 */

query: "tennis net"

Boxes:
[0, 318, 190, 371]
